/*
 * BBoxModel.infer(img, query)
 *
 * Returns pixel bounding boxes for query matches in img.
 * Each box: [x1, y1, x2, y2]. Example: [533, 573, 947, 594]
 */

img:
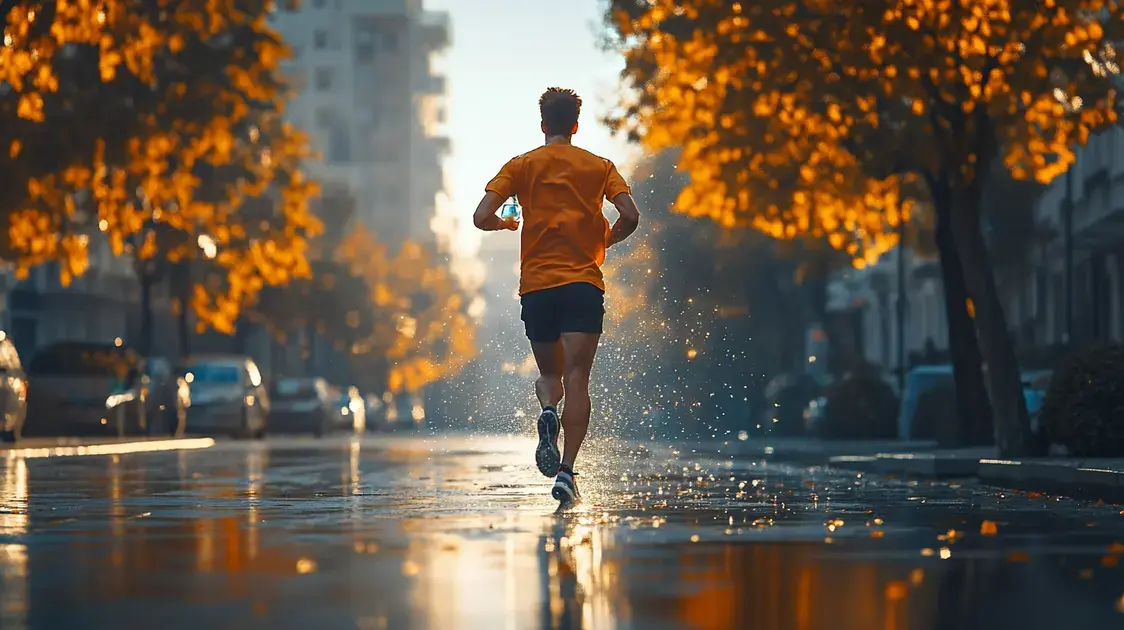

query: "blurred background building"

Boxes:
[272, 0, 450, 247]
[826, 127, 1124, 382]
[3, 0, 453, 386]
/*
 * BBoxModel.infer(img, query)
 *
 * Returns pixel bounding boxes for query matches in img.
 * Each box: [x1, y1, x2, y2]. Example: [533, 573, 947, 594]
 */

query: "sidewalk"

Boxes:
[1, 436, 215, 459]
[680, 437, 939, 465]
[829, 447, 996, 478]
[827, 446, 1124, 502]
[977, 457, 1124, 502]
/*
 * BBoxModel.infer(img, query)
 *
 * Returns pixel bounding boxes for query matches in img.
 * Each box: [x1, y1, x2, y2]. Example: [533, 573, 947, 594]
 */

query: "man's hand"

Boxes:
[607, 192, 641, 248]
[476, 214, 519, 232]
[473, 191, 519, 232]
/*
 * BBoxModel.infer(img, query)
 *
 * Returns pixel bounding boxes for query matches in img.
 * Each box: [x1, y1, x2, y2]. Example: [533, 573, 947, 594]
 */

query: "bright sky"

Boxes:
[425, 0, 635, 287]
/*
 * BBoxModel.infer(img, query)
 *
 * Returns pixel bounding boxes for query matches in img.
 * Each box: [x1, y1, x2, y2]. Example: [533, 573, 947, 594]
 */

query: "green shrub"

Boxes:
[824, 374, 899, 439]
[1040, 344, 1124, 457]
[909, 384, 963, 446]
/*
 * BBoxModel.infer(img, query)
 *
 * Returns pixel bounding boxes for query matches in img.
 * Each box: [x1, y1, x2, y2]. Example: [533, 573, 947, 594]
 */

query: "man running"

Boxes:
[472, 87, 641, 506]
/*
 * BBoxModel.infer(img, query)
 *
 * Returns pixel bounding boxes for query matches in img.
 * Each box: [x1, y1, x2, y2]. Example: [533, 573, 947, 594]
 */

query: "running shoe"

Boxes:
[552, 469, 581, 505]
[535, 406, 561, 477]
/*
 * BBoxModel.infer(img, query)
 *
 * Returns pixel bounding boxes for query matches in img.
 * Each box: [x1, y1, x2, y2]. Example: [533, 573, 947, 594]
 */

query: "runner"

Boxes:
[472, 87, 641, 506]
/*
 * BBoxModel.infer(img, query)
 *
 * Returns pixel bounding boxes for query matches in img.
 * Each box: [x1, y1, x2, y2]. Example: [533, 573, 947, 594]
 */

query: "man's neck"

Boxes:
[544, 135, 572, 146]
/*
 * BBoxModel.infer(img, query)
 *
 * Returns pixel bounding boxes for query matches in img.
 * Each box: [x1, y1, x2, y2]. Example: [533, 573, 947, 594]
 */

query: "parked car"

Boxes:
[23, 342, 149, 437]
[898, 364, 1055, 440]
[334, 386, 366, 433]
[1022, 369, 1052, 434]
[268, 377, 335, 436]
[143, 356, 189, 437]
[0, 332, 28, 443]
[364, 394, 386, 432]
[182, 355, 268, 439]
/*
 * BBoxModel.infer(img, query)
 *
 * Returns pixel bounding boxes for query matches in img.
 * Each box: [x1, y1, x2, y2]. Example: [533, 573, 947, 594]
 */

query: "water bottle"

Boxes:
[499, 197, 521, 225]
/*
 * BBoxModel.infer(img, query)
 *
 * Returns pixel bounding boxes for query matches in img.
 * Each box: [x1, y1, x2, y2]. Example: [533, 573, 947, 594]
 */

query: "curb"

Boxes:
[977, 459, 1124, 502]
[1, 437, 215, 459]
[829, 453, 984, 478]
[684, 439, 939, 466]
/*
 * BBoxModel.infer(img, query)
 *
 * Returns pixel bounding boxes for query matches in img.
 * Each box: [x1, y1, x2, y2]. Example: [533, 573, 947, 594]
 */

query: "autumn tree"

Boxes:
[608, 0, 1122, 456]
[336, 224, 477, 397]
[0, 0, 320, 352]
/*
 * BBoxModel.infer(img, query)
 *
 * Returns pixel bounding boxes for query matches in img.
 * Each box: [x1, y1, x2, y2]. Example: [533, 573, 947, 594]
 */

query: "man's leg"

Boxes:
[529, 340, 564, 477]
[529, 341, 564, 409]
[523, 289, 564, 477]
[558, 331, 600, 468]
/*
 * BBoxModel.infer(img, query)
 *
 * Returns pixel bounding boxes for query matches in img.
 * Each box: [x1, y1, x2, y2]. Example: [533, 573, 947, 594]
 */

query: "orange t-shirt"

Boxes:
[486, 144, 631, 295]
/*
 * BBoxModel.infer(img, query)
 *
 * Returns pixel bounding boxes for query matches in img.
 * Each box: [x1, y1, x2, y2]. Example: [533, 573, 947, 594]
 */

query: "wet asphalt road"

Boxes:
[2, 434, 1124, 630]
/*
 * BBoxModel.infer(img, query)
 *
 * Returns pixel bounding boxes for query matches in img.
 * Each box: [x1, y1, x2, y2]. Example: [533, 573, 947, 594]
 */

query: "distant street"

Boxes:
[2, 434, 1124, 630]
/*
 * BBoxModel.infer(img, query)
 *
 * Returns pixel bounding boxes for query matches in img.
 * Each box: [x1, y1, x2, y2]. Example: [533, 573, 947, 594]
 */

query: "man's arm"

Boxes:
[473, 191, 518, 232]
[607, 192, 640, 247]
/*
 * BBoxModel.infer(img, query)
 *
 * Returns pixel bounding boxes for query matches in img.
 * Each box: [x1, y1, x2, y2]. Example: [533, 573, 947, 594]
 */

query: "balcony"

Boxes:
[416, 11, 450, 50]
[415, 74, 446, 95]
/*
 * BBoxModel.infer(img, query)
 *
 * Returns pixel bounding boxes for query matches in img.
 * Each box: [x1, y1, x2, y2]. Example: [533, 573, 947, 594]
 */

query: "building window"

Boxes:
[355, 29, 375, 63]
[328, 125, 351, 163]
[382, 31, 398, 52]
[314, 29, 328, 49]
[315, 68, 333, 92]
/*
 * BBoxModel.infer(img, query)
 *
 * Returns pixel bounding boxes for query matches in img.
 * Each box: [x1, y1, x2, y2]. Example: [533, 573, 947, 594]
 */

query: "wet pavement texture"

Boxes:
[3, 435, 1124, 630]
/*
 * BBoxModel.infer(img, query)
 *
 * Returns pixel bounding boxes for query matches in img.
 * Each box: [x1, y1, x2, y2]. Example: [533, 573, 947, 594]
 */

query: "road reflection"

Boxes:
[0, 456, 28, 630]
[0, 437, 1122, 629]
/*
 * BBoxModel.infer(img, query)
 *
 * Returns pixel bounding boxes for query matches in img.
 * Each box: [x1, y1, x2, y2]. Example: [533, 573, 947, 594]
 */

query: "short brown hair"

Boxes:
[539, 87, 582, 136]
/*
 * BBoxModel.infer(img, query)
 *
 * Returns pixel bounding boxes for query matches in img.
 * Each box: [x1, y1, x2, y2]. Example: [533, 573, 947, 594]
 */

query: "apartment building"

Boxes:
[826, 126, 1124, 376]
[7, 235, 136, 360]
[271, 0, 450, 247]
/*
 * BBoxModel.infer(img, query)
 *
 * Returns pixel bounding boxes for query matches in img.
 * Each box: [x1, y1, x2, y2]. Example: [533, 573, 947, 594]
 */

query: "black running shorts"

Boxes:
[520, 282, 605, 343]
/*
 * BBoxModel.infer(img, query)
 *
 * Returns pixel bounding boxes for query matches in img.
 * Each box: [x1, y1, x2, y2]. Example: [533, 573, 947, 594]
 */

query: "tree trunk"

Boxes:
[174, 263, 191, 360]
[139, 270, 154, 358]
[303, 322, 316, 374]
[948, 186, 1032, 456]
[933, 195, 994, 446]
[233, 317, 248, 354]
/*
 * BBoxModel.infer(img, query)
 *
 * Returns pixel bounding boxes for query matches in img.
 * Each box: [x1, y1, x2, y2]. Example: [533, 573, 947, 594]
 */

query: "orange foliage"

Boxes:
[609, 0, 1122, 264]
[0, 0, 320, 333]
[337, 224, 477, 394]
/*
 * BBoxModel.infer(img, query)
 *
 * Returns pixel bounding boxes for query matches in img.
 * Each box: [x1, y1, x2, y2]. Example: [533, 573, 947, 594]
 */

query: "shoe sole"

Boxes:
[535, 412, 561, 477]
[551, 483, 577, 504]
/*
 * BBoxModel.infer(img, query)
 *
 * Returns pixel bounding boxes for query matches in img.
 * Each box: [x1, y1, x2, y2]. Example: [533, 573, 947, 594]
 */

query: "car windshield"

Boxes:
[29, 343, 135, 378]
[188, 364, 241, 384]
[272, 379, 320, 400]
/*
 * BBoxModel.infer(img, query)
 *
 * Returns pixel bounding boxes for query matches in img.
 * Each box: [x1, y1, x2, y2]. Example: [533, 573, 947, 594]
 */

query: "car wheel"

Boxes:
[252, 409, 267, 440]
[234, 407, 252, 439]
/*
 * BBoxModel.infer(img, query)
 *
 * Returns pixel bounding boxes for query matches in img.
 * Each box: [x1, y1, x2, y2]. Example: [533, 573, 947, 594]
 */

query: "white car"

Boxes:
[182, 355, 269, 439]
